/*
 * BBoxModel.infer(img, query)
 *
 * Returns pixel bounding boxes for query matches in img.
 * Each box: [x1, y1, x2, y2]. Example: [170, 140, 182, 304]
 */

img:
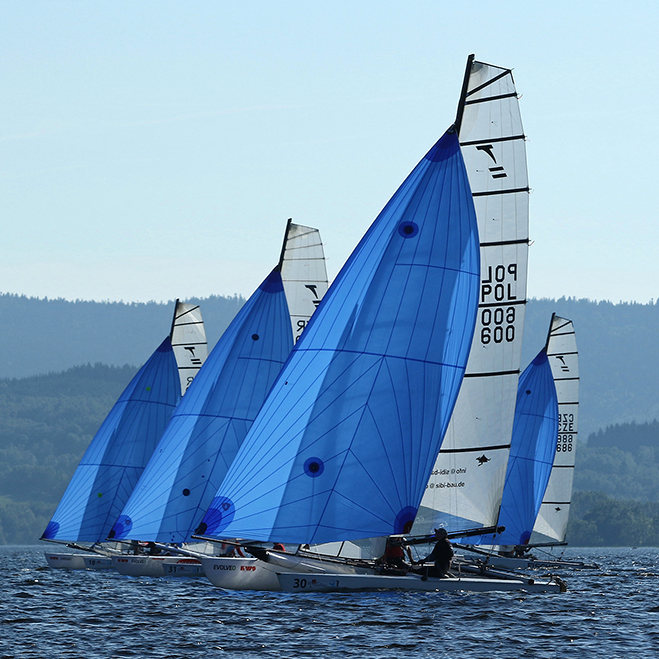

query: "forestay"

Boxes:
[531, 315, 579, 544]
[41, 337, 180, 543]
[109, 269, 293, 545]
[170, 300, 208, 395]
[279, 220, 329, 343]
[414, 57, 530, 535]
[198, 129, 480, 545]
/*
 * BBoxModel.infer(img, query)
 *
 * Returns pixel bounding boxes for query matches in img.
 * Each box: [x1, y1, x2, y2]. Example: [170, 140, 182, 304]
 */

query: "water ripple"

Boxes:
[1, 547, 658, 659]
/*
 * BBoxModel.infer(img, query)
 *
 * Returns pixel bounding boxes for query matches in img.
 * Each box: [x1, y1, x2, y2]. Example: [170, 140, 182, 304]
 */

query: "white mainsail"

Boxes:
[414, 56, 530, 534]
[170, 300, 208, 395]
[278, 218, 329, 343]
[531, 315, 579, 544]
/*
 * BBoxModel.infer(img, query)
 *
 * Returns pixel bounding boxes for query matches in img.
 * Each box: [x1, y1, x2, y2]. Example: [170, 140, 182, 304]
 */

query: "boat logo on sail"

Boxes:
[476, 144, 507, 179]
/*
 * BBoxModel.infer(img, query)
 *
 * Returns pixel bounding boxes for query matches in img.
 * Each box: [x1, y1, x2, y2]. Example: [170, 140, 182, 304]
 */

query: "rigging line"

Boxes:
[473, 187, 530, 198]
[464, 92, 518, 105]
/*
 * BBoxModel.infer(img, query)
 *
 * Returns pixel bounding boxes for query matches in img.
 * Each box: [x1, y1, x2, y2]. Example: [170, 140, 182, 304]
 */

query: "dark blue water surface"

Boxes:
[1, 546, 658, 658]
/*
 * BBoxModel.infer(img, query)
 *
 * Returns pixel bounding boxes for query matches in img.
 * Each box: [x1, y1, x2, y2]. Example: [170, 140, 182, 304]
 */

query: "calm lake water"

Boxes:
[1, 546, 658, 658]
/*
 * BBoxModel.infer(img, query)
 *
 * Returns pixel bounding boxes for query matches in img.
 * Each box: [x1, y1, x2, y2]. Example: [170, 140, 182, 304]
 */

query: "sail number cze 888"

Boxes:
[479, 263, 520, 345]
[557, 413, 575, 452]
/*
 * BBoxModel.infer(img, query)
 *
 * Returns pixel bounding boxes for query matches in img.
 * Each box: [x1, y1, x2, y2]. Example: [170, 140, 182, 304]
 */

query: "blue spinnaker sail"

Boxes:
[109, 270, 292, 544]
[198, 130, 480, 544]
[467, 350, 558, 546]
[41, 338, 180, 543]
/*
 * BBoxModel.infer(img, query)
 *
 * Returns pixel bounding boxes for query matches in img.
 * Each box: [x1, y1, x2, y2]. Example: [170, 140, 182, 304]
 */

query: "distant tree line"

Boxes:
[3, 293, 659, 438]
[1, 302, 659, 545]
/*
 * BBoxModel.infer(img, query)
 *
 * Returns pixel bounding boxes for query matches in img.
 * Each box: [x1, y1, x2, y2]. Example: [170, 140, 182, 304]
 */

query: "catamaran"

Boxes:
[108, 221, 328, 577]
[42, 301, 207, 570]
[196, 56, 565, 594]
[456, 314, 584, 570]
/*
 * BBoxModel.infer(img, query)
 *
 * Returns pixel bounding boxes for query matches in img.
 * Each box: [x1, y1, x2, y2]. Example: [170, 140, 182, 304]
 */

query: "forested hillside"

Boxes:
[0, 293, 244, 380]
[0, 364, 137, 544]
[1, 364, 658, 545]
[2, 294, 658, 437]
[1, 294, 658, 545]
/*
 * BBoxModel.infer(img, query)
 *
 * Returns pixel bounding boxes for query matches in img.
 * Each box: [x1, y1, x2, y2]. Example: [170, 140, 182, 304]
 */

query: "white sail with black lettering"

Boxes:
[531, 315, 579, 544]
[414, 56, 530, 534]
[279, 219, 329, 343]
[171, 300, 208, 395]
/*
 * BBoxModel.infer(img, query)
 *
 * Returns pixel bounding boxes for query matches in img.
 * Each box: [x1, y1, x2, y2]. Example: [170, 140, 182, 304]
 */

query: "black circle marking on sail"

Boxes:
[304, 457, 324, 478]
[398, 221, 419, 238]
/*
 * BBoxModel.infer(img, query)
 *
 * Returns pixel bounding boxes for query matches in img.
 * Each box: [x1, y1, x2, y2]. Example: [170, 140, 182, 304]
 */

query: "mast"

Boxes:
[453, 53, 475, 134]
[276, 218, 293, 272]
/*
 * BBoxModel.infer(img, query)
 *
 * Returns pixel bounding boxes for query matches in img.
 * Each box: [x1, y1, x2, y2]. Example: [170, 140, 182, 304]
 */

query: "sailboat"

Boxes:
[108, 221, 328, 577]
[198, 56, 564, 594]
[457, 314, 581, 571]
[453, 329, 558, 568]
[42, 301, 208, 570]
[412, 55, 530, 538]
[194, 60, 498, 593]
[530, 315, 580, 548]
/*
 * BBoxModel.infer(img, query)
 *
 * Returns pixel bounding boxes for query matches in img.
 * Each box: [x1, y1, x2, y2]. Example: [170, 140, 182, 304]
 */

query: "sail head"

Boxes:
[170, 300, 208, 395]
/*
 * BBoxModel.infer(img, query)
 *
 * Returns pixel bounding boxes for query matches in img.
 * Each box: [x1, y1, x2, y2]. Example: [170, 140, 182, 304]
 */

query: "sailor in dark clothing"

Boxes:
[418, 527, 453, 577]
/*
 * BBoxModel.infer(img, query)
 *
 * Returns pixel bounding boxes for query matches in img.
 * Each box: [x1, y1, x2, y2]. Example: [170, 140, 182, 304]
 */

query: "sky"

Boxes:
[1, 1, 657, 304]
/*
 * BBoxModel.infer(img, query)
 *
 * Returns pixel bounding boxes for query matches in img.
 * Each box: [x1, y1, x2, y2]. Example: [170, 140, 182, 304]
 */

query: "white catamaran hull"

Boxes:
[112, 555, 204, 577]
[201, 553, 369, 591]
[201, 557, 282, 591]
[278, 572, 564, 594]
[44, 552, 96, 570]
[82, 555, 114, 569]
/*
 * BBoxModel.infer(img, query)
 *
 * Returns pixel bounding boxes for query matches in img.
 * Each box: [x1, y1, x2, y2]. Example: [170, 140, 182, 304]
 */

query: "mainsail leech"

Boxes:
[200, 129, 480, 545]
